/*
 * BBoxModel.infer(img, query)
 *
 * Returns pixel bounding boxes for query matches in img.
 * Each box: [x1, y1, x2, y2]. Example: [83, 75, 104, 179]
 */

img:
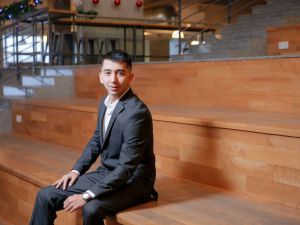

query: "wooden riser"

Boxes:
[12, 99, 99, 151]
[267, 24, 300, 56]
[75, 57, 300, 114]
[0, 170, 81, 225]
[154, 120, 300, 209]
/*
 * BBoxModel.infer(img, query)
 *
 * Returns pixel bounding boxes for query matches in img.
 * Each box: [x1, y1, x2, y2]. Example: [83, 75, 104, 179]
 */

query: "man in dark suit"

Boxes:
[29, 50, 156, 225]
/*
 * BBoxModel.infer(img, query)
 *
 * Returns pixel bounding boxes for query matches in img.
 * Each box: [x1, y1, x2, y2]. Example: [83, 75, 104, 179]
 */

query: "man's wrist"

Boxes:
[82, 192, 92, 202]
[86, 190, 96, 198]
[71, 170, 80, 175]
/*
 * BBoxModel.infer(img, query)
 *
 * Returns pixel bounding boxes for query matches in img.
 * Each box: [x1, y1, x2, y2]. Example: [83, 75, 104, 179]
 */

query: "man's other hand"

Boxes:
[53, 171, 79, 190]
[63, 194, 87, 213]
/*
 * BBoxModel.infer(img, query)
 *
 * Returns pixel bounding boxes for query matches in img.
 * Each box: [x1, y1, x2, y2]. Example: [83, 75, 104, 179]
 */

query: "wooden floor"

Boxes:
[1, 134, 300, 225]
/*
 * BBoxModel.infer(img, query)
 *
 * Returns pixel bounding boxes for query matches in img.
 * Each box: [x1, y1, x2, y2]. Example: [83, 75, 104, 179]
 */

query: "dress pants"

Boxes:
[29, 167, 152, 225]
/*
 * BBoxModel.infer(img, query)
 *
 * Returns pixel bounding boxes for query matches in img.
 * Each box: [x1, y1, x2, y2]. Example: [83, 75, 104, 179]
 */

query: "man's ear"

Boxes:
[130, 73, 134, 82]
[99, 72, 104, 84]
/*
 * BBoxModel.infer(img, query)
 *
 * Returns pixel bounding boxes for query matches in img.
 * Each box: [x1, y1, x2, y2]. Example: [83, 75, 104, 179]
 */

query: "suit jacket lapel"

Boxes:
[102, 102, 124, 147]
[101, 88, 134, 148]
[98, 102, 106, 145]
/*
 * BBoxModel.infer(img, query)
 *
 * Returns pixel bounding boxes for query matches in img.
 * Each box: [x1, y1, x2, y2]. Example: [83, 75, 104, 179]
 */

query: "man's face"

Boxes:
[99, 59, 133, 101]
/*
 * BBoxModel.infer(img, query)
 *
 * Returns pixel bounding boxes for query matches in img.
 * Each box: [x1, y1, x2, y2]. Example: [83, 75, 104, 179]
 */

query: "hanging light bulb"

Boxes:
[191, 40, 199, 46]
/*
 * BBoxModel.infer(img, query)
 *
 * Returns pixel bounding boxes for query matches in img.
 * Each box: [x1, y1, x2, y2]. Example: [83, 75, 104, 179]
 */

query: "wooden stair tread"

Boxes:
[11, 98, 99, 113]
[117, 173, 300, 225]
[1, 134, 300, 225]
[150, 105, 300, 138]
[11, 98, 300, 137]
[0, 134, 81, 187]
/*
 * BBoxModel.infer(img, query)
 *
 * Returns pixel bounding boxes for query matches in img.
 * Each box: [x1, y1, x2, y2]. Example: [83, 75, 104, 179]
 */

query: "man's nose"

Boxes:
[110, 74, 117, 82]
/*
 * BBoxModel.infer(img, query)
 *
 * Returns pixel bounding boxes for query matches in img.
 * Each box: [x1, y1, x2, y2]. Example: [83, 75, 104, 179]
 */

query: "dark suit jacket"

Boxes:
[72, 89, 156, 198]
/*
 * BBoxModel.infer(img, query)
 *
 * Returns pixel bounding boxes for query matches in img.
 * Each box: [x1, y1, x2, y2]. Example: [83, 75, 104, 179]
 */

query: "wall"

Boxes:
[79, 0, 143, 19]
[75, 57, 300, 114]
[267, 24, 300, 55]
[174, 0, 266, 26]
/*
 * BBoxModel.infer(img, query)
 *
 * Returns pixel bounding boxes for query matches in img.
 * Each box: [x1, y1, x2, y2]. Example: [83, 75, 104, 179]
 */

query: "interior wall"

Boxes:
[80, 0, 143, 19]
[149, 39, 169, 61]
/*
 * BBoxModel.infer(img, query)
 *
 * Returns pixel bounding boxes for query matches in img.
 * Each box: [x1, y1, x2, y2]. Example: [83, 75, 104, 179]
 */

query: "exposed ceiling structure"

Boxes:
[144, 0, 229, 10]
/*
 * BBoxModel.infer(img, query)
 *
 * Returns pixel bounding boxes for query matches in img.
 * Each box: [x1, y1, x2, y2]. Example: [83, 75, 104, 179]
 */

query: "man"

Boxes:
[30, 50, 157, 225]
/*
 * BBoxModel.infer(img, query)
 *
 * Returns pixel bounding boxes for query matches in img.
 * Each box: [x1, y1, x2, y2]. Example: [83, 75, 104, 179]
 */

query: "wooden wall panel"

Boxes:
[12, 103, 98, 151]
[267, 24, 300, 55]
[0, 170, 82, 225]
[75, 66, 106, 99]
[153, 120, 300, 208]
[74, 57, 300, 114]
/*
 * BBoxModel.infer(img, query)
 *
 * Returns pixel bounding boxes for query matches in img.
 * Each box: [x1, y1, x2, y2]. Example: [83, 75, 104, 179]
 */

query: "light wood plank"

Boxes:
[75, 57, 300, 113]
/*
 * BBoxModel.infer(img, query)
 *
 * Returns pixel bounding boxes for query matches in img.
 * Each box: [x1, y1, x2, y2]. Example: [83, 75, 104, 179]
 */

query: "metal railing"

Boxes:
[186, 0, 262, 44]
[176, 0, 265, 54]
[0, 8, 48, 83]
[0, 0, 267, 83]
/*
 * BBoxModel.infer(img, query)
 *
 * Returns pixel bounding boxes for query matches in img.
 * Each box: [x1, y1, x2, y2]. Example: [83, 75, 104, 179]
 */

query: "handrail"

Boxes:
[181, 0, 200, 11]
[174, 0, 265, 54]
[0, 24, 35, 45]
[0, 7, 48, 33]
[0, 7, 48, 82]
[185, 0, 260, 43]
[182, 0, 239, 32]
[181, 0, 222, 22]
[177, 0, 231, 54]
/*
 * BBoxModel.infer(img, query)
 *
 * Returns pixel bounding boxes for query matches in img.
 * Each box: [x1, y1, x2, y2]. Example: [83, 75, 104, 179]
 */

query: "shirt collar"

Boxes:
[104, 86, 131, 108]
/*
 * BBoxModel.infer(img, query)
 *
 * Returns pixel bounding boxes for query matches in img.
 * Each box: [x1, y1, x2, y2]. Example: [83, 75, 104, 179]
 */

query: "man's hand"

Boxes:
[63, 194, 87, 213]
[53, 171, 79, 190]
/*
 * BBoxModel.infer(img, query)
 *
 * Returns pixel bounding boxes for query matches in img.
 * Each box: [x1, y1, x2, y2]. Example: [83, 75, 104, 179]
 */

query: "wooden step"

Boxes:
[0, 134, 82, 225]
[1, 134, 300, 225]
[8, 97, 300, 208]
[11, 98, 300, 139]
[116, 174, 300, 225]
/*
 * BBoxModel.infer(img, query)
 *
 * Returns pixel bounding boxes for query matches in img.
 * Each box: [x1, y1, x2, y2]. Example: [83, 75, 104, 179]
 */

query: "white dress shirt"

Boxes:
[102, 96, 119, 137]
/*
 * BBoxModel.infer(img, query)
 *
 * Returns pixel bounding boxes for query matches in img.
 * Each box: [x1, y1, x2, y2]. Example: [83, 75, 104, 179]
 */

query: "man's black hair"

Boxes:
[102, 50, 132, 70]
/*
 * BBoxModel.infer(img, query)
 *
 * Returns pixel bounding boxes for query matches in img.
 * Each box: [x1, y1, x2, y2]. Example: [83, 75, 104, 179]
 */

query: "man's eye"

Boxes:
[117, 72, 124, 76]
[104, 72, 111, 76]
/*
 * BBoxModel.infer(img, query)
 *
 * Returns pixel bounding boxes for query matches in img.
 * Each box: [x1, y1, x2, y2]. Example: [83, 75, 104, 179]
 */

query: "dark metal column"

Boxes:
[132, 27, 136, 61]
[142, 28, 145, 62]
[124, 27, 127, 52]
[227, 0, 232, 24]
[178, 0, 182, 54]
[15, 24, 20, 81]
[41, 21, 45, 66]
[32, 16, 37, 75]
[48, 13, 53, 65]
